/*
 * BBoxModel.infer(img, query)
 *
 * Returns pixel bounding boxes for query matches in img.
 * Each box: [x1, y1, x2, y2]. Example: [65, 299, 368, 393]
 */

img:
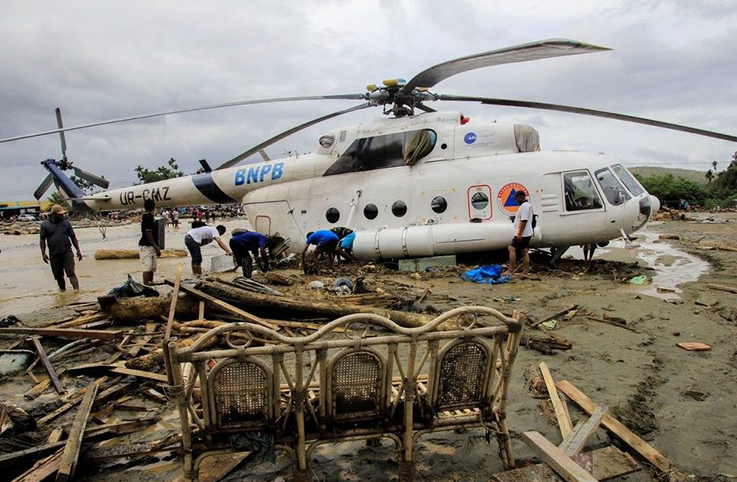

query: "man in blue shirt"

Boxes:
[229, 231, 270, 278]
[301, 230, 339, 274]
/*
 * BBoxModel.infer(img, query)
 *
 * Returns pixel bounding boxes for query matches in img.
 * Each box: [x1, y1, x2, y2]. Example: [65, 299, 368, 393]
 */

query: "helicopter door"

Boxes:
[467, 184, 492, 221]
[558, 170, 609, 244]
[594, 167, 630, 236]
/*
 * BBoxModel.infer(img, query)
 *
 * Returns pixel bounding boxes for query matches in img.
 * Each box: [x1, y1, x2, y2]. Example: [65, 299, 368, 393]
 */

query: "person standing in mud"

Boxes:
[501, 191, 534, 278]
[139, 199, 161, 285]
[39, 204, 83, 291]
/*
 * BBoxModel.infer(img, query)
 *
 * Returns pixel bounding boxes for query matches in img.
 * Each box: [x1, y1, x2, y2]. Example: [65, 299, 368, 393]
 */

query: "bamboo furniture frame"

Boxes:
[166, 306, 524, 482]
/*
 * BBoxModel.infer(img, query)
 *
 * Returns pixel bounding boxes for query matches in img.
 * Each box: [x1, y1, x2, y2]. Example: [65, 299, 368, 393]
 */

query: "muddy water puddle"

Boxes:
[0, 218, 252, 317]
[591, 226, 709, 299]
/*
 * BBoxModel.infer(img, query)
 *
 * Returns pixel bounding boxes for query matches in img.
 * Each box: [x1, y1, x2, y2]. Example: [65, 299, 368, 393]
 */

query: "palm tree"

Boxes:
[712, 160, 718, 172]
[705, 169, 714, 184]
[46, 191, 70, 211]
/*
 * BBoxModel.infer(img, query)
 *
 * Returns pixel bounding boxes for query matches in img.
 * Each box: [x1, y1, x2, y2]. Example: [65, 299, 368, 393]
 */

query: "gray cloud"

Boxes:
[1, 0, 736, 199]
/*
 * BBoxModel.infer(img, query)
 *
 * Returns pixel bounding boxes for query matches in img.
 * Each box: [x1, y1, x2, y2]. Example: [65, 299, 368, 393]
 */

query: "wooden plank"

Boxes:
[522, 431, 599, 482]
[0, 327, 122, 340]
[492, 445, 640, 482]
[164, 263, 184, 342]
[708, 283, 737, 294]
[559, 406, 608, 457]
[556, 380, 671, 472]
[676, 342, 712, 351]
[109, 366, 168, 383]
[30, 337, 65, 395]
[539, 362, 573, 437]
[164, 278, 276, 330]
[56, 381, 99, 482]
[24, 368, 67, 400]
[11, 449, 63, 482]
[0, 417, 159, 466]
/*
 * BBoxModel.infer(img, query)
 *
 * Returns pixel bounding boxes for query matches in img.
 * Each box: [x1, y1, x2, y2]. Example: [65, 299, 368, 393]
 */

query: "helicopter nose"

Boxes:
[650, 195, 661, 217]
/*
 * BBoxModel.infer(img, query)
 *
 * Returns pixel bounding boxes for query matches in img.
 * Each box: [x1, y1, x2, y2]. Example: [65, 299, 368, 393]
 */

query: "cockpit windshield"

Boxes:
[595, 168, 630, 206]
[611, 164, 644, 196]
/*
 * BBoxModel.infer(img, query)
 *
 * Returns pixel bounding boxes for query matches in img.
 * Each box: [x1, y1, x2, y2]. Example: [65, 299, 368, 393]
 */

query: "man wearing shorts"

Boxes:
[40, 204, 83, 291]
[184, 224, 231, 275]
[301, 230, 339, 274]
[139, 199, 161, 285]
[501, 191, 534, 278]
[229, 231, 270, 278]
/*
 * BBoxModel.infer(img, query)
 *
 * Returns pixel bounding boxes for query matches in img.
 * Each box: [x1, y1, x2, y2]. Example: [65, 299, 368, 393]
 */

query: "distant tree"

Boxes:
[705, 169, 714, 184]
[134, 158, 185, 184]
[70, 175, 99, 195]
[635, 173, 707, 206]
[712, 160, 718, 172]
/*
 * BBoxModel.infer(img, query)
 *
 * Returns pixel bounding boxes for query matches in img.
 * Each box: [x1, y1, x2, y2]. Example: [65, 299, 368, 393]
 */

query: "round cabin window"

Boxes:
[326, 207, 340, 223]
[431, 196, 447, 214]
[392, 201, 407, 217]
[471, 192, 489, 210]
[364, 204, 378, 220]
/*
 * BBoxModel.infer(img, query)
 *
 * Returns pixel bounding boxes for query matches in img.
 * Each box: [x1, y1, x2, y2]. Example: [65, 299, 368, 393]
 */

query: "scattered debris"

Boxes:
[676, 342, 712, 351]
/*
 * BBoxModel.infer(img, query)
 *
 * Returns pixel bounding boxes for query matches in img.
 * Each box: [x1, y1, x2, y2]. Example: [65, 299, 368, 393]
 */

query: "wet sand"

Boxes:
[1, 214, 736, 481]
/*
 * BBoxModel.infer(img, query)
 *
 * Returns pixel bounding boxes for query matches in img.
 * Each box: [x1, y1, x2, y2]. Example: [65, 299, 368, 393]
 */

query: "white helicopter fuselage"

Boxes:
[83, 111, 659, 259]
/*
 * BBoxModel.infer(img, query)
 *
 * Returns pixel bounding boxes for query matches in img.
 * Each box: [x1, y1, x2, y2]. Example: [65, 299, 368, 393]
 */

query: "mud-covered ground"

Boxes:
[1, 213, 736, 482]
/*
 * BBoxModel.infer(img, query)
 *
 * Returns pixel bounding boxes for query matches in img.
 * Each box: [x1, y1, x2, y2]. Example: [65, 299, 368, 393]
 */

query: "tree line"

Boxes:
[634, 152, 737, 209]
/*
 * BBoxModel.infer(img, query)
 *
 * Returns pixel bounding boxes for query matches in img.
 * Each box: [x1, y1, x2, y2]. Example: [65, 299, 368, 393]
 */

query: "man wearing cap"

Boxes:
[40, 204, 83, 291]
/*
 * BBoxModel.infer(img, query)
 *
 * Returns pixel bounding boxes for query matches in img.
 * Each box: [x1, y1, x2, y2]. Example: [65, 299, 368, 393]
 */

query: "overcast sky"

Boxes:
[1, 0, 736, 200]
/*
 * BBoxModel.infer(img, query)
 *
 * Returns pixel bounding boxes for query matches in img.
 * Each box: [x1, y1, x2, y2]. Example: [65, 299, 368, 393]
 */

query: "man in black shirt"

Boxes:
[139, 199, 161, 285]
[39, 204, 82, 291]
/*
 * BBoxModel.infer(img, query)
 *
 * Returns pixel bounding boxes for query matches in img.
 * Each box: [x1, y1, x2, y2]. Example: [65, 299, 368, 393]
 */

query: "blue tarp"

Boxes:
[461, 265, 511, 285]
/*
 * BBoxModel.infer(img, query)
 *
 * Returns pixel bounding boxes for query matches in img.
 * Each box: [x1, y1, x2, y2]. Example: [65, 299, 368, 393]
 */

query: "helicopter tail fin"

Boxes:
[37, 159, 91, 212]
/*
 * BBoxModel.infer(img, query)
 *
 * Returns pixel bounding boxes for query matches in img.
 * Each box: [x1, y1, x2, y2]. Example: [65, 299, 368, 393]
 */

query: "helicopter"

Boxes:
[4, 38, 736, 260]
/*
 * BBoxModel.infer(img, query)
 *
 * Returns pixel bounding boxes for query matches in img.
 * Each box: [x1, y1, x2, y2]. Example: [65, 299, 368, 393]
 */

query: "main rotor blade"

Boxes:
[72, 166, 110, 188]
[415, 103, 437, 113]
[402, 39, 609, 94]
[437, 94, 737, 143]
[0, 94, 367, 144]
[34, 174, 54, 200]
[216, 102, 373, 170]
[55, 108, 68, 159]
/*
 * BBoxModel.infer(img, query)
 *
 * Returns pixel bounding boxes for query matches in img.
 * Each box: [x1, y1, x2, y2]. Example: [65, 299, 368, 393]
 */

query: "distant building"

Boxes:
[0, 200, 49, 220]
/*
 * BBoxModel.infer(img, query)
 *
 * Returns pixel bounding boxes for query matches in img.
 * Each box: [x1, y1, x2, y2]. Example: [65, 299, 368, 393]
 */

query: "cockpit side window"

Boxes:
[563, 171, 604, 211]
[611, 164, 644, 196]
[595, 168, 631, 206]
[323, 129, 436, 176]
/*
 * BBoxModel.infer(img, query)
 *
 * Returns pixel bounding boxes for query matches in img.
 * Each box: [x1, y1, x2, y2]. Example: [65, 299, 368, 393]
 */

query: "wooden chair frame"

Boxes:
[166, 306, 524, 482]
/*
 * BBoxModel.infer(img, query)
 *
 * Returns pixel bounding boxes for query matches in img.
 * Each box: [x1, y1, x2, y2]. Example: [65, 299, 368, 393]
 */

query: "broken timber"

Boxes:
[556, 380, 671, 472]
[539, 362, 573, 437]
[196, 278, 433, 329]
[56, 381, 98, 482]
[559, 406, 608, 457]
[707, 283, 737, 294]
[0, 327, 122, 340]
[492, 446, 639, 482]
[29, 337, 64, 395]
[522, 431, 598, 482]
[164, 278, 276, 330]
[532, 305, 578, 328]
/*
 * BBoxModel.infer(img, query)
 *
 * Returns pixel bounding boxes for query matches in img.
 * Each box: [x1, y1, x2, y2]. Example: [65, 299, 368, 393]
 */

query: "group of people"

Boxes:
[39, 191, 538, 291]
[300, 227, 356, 274]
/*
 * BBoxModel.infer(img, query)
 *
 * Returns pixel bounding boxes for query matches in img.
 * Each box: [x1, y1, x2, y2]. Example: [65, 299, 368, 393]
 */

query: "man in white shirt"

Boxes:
[184, 224, 232, 275]
[501, 191, 534, 278]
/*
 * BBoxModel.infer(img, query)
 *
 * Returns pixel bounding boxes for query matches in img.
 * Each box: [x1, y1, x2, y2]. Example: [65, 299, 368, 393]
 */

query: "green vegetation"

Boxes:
[633, 153, 737, 209]
[134, 158, 185, 184]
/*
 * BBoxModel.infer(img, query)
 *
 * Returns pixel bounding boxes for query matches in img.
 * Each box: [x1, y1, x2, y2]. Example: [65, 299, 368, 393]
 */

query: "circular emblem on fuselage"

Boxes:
[497, 182, 530, 216]
[464, 132, 477, 144]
